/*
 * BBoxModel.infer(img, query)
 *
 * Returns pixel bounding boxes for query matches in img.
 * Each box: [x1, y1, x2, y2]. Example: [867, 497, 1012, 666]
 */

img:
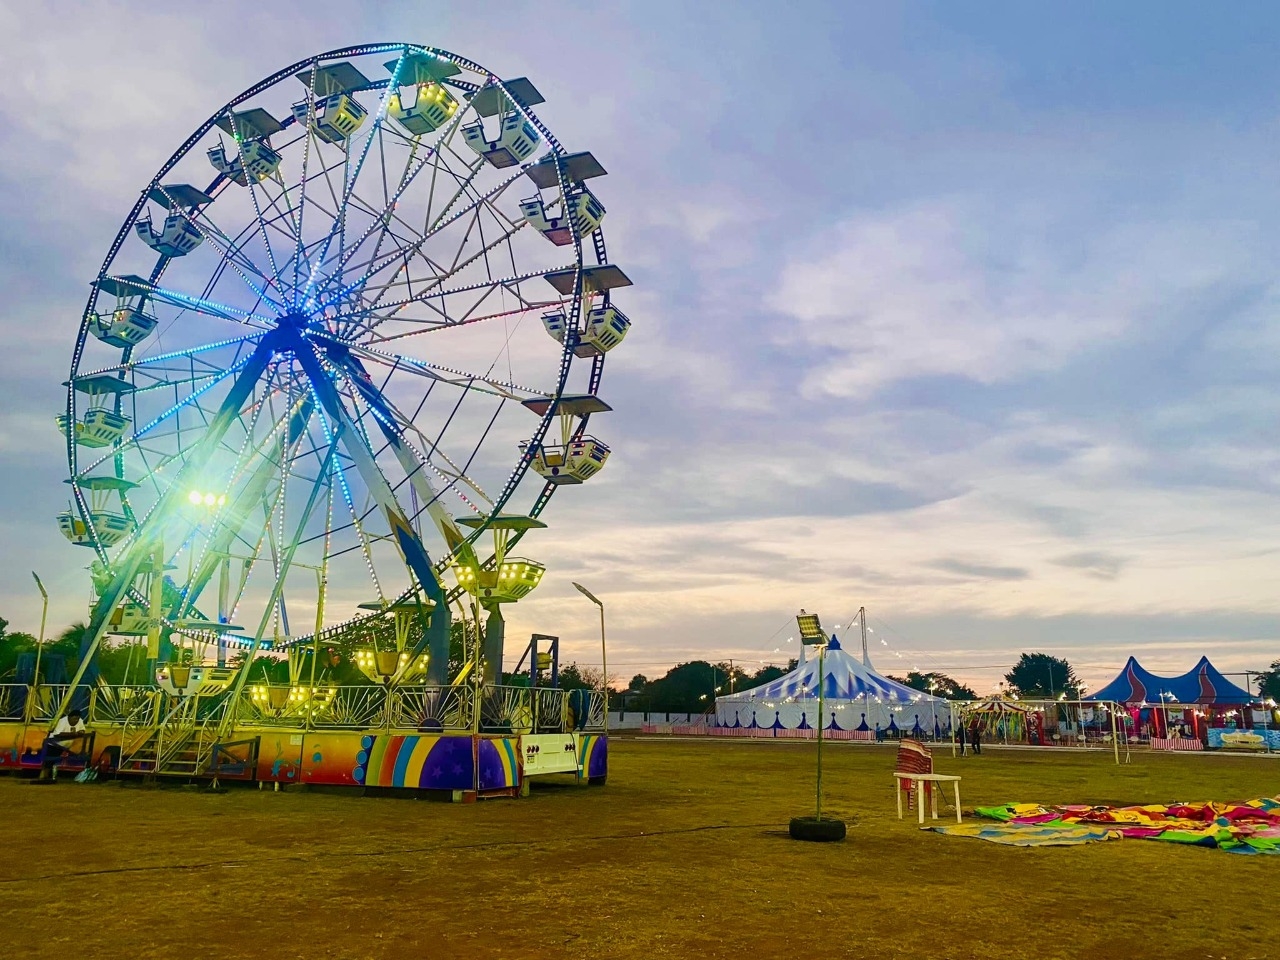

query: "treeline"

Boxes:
[4, 615, 1276, 708]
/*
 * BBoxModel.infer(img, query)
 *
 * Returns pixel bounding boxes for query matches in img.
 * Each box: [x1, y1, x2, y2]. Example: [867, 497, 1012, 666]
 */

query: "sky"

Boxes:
[0, 0, 1278, 694]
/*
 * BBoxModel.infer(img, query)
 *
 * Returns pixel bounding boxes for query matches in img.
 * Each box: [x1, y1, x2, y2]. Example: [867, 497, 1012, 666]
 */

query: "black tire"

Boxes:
[789, 816, 846, 842]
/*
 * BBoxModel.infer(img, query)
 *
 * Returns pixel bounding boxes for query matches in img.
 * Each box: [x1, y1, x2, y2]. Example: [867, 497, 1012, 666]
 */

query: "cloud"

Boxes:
[1052, 551, 1128, 580]
[767, 199, 1274, 401]
[926, 557, 1031, 582]
[1, 2, 1279, 694]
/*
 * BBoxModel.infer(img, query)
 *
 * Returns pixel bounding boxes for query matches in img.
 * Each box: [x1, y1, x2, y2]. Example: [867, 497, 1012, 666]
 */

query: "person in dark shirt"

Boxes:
[969, 720, 982, 755]
[956, 720, 967, 756]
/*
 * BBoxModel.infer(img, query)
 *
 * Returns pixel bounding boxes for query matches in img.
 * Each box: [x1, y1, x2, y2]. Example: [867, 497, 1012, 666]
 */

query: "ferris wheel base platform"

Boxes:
[0, 721, 608, 798]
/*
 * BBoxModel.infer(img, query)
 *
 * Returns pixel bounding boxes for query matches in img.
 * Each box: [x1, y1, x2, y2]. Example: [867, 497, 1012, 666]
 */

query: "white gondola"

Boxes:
[389, 82, 459, 135]
[454, 514, 548, 604]
[520, 394, 612, 485]
[210, 108, 284, 184]
[207, 139, 282, 185]
[520, 186, 605, 246]
[542, 310, 569, 343]
[292, 61, 370, 145]
[292, 93, 367, 144]
[540, 303, 630, 357]
[135, 214, 202, 257]
[580, 304, 630, 355]
[383, 51, 463, 137]
[134, 184, 211, 258]
[524, 436, 610, 485]
[58, 475, 137, 547]
[58, 510, 134, 548]
[88, 275, 158, 348]
[461, 78, 544, 168]
[88, 305, 157, 348]
[463, 111, 543, 167]
[106, 600, 151, 636]
[59, 373, 134, 449]
[57, 408, 130, 448]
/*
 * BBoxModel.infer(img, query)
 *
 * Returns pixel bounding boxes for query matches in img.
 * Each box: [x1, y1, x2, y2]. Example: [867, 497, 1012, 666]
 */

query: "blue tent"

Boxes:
[1087, 656, 1253, 705]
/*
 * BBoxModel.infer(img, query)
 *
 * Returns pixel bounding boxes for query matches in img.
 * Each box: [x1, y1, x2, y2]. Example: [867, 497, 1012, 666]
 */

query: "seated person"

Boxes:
[39, 709, 90, 781]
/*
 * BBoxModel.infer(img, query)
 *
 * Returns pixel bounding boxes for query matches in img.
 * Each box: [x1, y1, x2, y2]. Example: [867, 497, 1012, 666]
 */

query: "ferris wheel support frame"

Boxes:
[54, 334, 279, 723]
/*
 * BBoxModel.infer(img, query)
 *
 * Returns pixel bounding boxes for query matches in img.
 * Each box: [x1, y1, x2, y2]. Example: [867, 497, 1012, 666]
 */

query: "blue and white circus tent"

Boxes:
[713, 636, 951, 737]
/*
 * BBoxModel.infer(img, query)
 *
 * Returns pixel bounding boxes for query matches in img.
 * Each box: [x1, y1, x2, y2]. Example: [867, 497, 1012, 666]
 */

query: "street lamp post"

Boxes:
[572, 582, 607, 735]
[30, 573, 49, 722]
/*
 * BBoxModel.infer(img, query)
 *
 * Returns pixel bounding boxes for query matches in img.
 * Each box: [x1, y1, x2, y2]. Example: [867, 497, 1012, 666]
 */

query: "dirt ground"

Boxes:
[1, 738, 1277, 960]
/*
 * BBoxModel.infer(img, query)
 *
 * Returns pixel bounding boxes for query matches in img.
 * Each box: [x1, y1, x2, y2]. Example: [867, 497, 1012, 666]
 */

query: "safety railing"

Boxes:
[534, 687, 570, 733]
[480, 685, 533, 733]
[310, 686, 388, 729]
[0, 683, 28, 721]
[25, 685, 69, 722]
[584, 689, 607, 730]
[390, 685, 474, 731]
[4, 682, 604, 735]
[235, 685, 339, 727]
[89, 685, 161, 726]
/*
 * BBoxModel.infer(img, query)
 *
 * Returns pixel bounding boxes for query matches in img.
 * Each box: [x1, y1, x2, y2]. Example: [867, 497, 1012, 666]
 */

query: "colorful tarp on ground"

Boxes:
[933, 799, 1280, 854]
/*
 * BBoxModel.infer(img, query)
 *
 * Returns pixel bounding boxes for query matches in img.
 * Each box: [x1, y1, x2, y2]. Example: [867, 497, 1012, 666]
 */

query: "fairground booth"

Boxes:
[1086, 656, 1278, 751]
[949, 696, 1126, 751]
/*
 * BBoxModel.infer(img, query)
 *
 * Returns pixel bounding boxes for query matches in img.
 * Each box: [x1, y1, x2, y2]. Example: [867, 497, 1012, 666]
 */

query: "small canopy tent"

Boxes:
[715, 636, 950, 735]
[961, 697, 1029, 741]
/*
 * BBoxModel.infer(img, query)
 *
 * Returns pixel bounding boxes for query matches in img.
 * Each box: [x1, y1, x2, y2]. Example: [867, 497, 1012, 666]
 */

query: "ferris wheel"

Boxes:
[57, 43, 631, 693]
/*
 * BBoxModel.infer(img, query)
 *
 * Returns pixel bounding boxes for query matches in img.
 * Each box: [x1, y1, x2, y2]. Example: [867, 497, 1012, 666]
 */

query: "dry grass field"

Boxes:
[1, 737, 1276, 959]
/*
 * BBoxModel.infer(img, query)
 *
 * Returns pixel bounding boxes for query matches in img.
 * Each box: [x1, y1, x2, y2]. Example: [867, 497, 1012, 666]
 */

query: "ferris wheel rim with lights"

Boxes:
[57, 42, 632, 696]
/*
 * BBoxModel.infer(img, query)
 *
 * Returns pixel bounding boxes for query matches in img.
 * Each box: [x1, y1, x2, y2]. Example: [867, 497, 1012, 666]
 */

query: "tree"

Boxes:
[0, 629, 39, 680]
[644, 661, 726, 712]
[1258, 660, 1280, 702]
[887, 670, 978, 701]
[628, 673, 649, 692]
[97, 639, 150, 684]
[1004, 653, 1083, 699]
[749, 664, 789, 686]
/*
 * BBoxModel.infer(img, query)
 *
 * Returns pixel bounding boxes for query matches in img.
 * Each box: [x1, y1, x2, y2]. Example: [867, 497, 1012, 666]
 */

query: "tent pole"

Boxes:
[815, 643, 826, 822]
[1111, 701, 1119, 765]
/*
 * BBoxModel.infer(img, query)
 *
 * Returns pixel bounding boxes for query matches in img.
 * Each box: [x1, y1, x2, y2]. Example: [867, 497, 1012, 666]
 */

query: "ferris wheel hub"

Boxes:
[275, 310, 315, 332]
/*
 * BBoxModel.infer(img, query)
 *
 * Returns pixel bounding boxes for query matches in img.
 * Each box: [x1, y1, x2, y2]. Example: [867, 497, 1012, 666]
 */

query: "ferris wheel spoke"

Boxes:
[309, 184, 448, 303]
[185, 207, 291, 311]
[124, 279, 276, 329]
[361, 262, 565, 328]
[310, 101, 471, 307]
[363, 384, 498, 513]
[68, 352, 264, 485]
[333, 336, 546, 400]
[314, 161, 528, 316]
[339, 366, 492, 519]
[301, 53, 409, 309]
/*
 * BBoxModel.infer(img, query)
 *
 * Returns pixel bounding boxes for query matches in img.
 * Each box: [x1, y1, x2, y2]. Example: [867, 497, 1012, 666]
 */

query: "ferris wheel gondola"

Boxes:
[57, 43, 631, 706]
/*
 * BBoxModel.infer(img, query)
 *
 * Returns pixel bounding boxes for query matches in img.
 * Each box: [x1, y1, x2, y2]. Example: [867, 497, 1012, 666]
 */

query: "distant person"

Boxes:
[969, 721, 982, 756]
[956, 721, 967, 756]
[39, 709, 90, 781]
